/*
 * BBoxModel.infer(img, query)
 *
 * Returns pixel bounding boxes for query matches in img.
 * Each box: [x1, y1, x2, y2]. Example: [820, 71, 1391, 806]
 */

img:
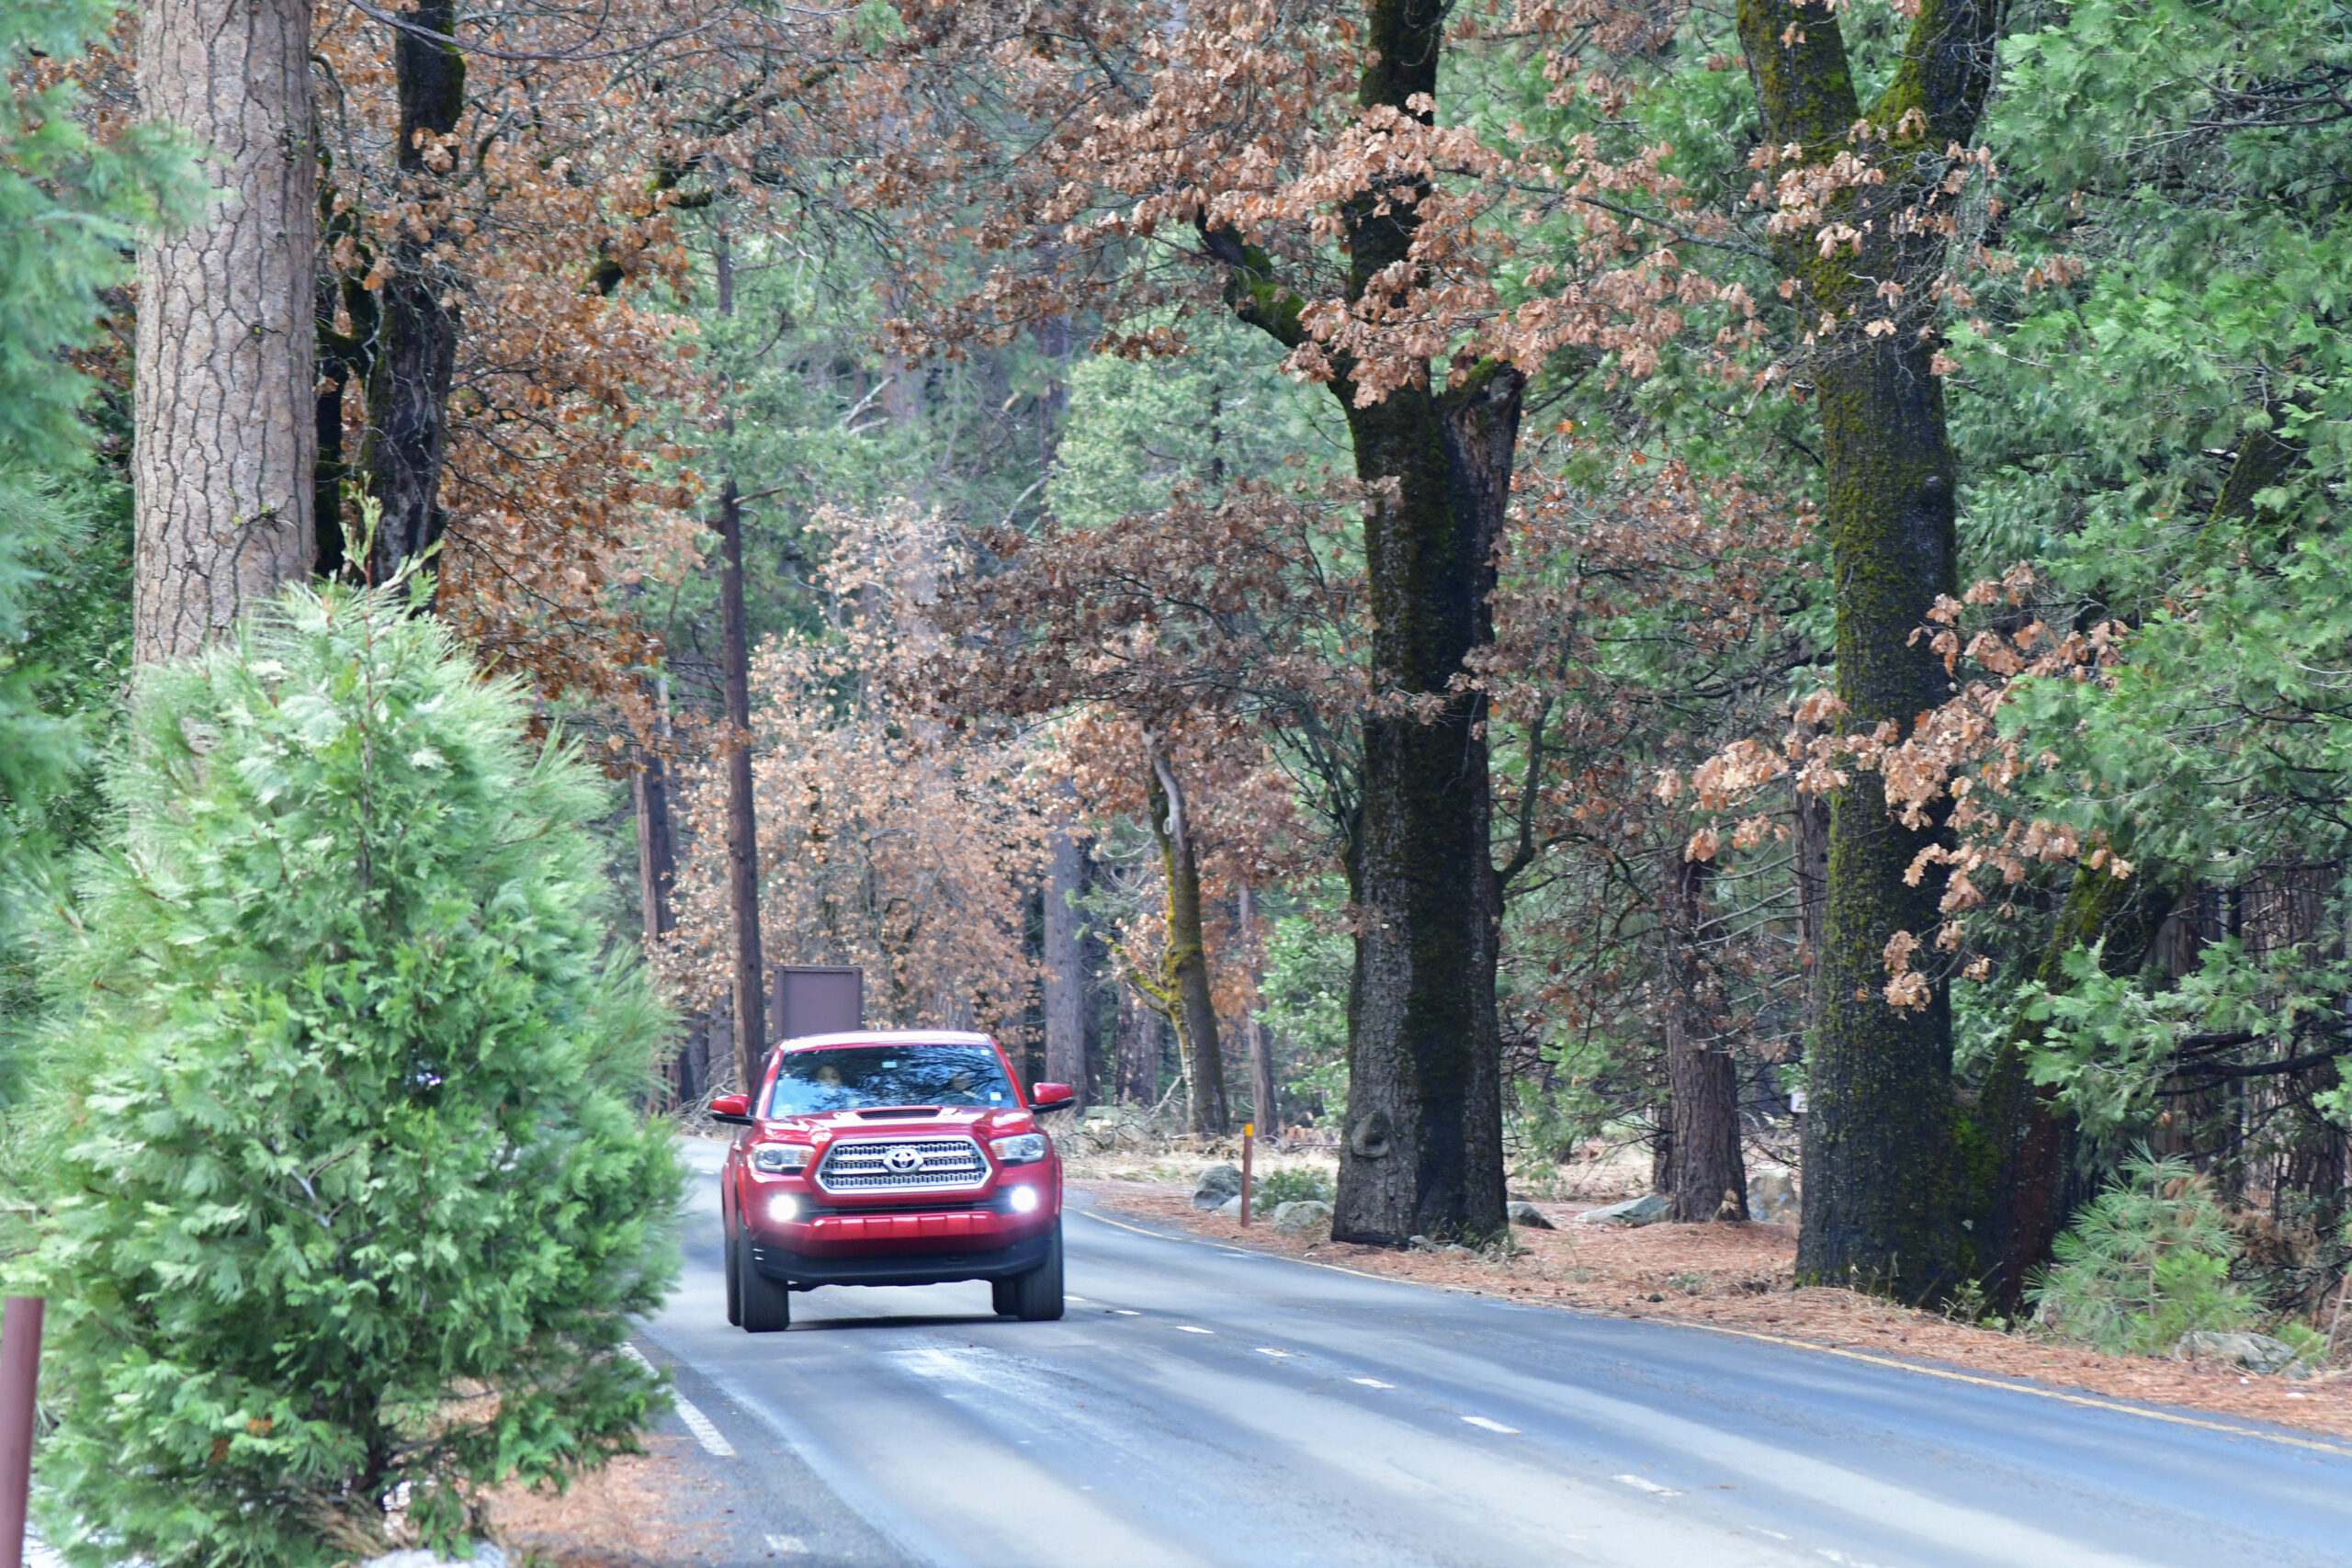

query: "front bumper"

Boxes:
[750, 1225, 1055, 1287]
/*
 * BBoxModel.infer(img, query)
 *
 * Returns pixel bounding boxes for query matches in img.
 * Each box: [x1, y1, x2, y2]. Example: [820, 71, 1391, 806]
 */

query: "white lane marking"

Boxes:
[622, 1343, 737, 1458]
[1066, 1294, 1089, 1303]
[674, 1396, 738, 1457]
[1351, 1377, 1395, 1388]
[1255, 1348, 1295, 1358]
[1112, 1309, 1142, 1315]
[1178, 1325, 1214, 1334]
[764, 1535, 808, 1554]
[1757, 1530, 1792, 1541]
[1613, 1473, 1681, 1496]
[1463, 1416, 1520, 1435]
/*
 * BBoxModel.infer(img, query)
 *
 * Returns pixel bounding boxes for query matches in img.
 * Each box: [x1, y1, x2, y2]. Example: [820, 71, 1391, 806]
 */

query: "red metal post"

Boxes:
[0, 1296, 43, 1568]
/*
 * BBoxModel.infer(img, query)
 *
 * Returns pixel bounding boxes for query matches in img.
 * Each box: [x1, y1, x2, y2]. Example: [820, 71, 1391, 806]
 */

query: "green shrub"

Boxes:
[9, 580, 682, 1564]
[1254, 1166, 1334, 1207]
[2027, 1151, 2259, 1355]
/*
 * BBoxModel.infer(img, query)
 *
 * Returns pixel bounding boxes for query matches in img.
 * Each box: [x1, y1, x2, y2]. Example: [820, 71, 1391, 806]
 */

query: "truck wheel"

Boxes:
[1008, 1223, 1064, 1322]
[741, 1246, 791, 1333]
[990, 1276, 1018, 1316]
[725, 1228, 743, 1327]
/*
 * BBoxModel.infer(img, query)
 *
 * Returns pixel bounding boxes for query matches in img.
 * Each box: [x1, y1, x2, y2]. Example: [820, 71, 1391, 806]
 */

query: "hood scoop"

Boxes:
[852, 1106, 943, 1120]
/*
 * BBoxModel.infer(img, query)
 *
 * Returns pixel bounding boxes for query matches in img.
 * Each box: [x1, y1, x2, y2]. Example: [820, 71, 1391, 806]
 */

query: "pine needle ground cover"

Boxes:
[6, 581, 682, 1565]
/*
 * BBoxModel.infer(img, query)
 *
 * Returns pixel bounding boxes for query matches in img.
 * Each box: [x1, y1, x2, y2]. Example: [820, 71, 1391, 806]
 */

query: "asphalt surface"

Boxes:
[635, 1140, 2352, 1568]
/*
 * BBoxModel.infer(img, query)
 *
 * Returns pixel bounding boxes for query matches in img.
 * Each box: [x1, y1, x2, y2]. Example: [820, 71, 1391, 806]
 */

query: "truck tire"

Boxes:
[1007, 1222, 1064, 1321]
[725, 1226, 743, 1327]
[741, 1245, 791, 1333]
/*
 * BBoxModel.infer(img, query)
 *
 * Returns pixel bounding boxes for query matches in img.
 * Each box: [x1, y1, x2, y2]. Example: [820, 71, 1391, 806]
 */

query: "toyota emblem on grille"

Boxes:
[882, 1146, 922, 1174]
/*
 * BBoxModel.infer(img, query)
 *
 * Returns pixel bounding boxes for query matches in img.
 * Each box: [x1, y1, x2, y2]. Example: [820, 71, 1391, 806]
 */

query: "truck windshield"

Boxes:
[765, 1044, 1016, 1116]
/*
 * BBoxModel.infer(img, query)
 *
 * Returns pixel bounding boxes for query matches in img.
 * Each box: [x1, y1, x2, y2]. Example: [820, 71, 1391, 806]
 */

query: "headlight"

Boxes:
[1007, 1185, 1041, 1213]
[768, 1193, 802, 1223]
[990, 1133, 1048, 1166]
[752, 1143, 815, 1174]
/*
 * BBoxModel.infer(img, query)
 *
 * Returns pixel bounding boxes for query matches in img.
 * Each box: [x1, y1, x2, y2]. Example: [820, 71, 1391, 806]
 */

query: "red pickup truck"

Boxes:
[711, 1030, 1075, 1332]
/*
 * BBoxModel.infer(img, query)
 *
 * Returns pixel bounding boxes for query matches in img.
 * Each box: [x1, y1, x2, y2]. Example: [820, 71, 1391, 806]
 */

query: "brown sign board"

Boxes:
[772, 965, 863, 1044]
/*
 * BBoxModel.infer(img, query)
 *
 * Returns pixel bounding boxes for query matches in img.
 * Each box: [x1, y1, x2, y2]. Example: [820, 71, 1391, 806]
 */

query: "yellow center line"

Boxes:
[1073, 1204, 2352, 1459]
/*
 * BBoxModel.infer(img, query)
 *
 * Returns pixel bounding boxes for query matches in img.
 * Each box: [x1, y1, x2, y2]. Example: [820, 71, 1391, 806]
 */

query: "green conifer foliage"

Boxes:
[2027, 1153, 2259, 1355]
[13, 579, 681, 1564]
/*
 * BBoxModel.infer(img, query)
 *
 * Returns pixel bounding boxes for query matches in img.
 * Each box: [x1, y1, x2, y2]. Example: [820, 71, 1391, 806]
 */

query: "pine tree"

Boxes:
[13, 574, 680, 1564]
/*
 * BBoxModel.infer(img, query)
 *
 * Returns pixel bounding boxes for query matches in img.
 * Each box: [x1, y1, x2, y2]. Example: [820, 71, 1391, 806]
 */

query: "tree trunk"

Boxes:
[132, 0, 316, 661]
[1144, 735, 1228, 1135]
[360, 0, 464, 585]
[1238, 883, 1278, 1132]
[1210, 0, 1520, 1241]
[1663, 856, 1747, 1221]
[1973, 863, 2169, 1311]
[718, 476, 765, 1090]
[1114, 986, 1162, 1106]
[1329, 360, 1520, 1245]
[634, 744, 678, 951]
[1792, 759, 1830, 1042]
[1042, 824, 1089, 1107]
[1737, 0, 2002, 1303]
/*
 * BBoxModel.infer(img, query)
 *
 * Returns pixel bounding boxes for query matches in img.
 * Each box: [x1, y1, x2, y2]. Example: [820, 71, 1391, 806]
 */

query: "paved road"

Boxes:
[635, 1141, 2352, 1568]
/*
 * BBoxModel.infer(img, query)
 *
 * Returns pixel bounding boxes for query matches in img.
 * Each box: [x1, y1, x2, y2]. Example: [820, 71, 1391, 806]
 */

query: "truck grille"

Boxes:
[816, 1136, 989, 1193]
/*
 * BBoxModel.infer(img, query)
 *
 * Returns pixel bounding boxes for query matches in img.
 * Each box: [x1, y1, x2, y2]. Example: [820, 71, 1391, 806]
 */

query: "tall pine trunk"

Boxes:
[1114, 987, 1162, 1107]
[718, 476, 766, 1090]
[1145, 736, 1228, 1135]
[133, 0, 315, 660]
[1043, 825, 1090, 1106]
[1736, 0, 2002, 1301]
[361, 0, 463, 584]
[1663, 856, 1746, 1221]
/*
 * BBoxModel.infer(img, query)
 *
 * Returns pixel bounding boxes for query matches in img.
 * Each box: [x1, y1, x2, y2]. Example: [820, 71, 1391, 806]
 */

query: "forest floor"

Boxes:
[1074, 1173, 2352, 1442]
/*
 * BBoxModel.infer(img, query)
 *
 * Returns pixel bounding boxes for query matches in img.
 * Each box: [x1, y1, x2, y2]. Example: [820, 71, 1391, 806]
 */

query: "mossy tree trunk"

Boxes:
[1208, 0, 1517, 1244]
[1736, 0, 2003, 1300]
[1143, 735, 1228, 1135]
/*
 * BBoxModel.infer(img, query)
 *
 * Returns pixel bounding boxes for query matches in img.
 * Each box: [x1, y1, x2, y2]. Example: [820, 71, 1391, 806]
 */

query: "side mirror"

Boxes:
[709, 1093, 753, 1125]
[1029, 1082, 1078, 1113]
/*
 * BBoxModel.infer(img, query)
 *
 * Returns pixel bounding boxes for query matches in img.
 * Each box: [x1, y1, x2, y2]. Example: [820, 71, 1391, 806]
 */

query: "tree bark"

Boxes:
[1663, 856, 1747, 1221]
[1238, 883, 1278, 1131]
[1737, 0, 2001, 1302]
[718, 476, 766, 1090]
[1792, 758, 1831, 1041]
[1114, 986, 1162, 1106]
[1043, 824, 1089, 1107]
[1972, 866, 2136, 1312]
[132, 0, 316, 661]
[1208, 0, 1522, 1240]
[1144, 735, 1228, 1135]
[634, 744, 678, 951]
[360, 0, 464, 585]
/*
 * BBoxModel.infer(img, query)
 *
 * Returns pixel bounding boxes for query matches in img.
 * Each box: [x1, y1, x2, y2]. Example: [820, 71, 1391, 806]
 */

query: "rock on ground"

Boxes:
[2175, 1331, 2303, 1375]
[1580, 1193, 1674, 1227]
[1193, 1163, 1243, 1209]
[1271, 1199, 1333, 1239]
[1508, 1200, 1555, 1229]
[1748, 1172, 1798, 1223]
